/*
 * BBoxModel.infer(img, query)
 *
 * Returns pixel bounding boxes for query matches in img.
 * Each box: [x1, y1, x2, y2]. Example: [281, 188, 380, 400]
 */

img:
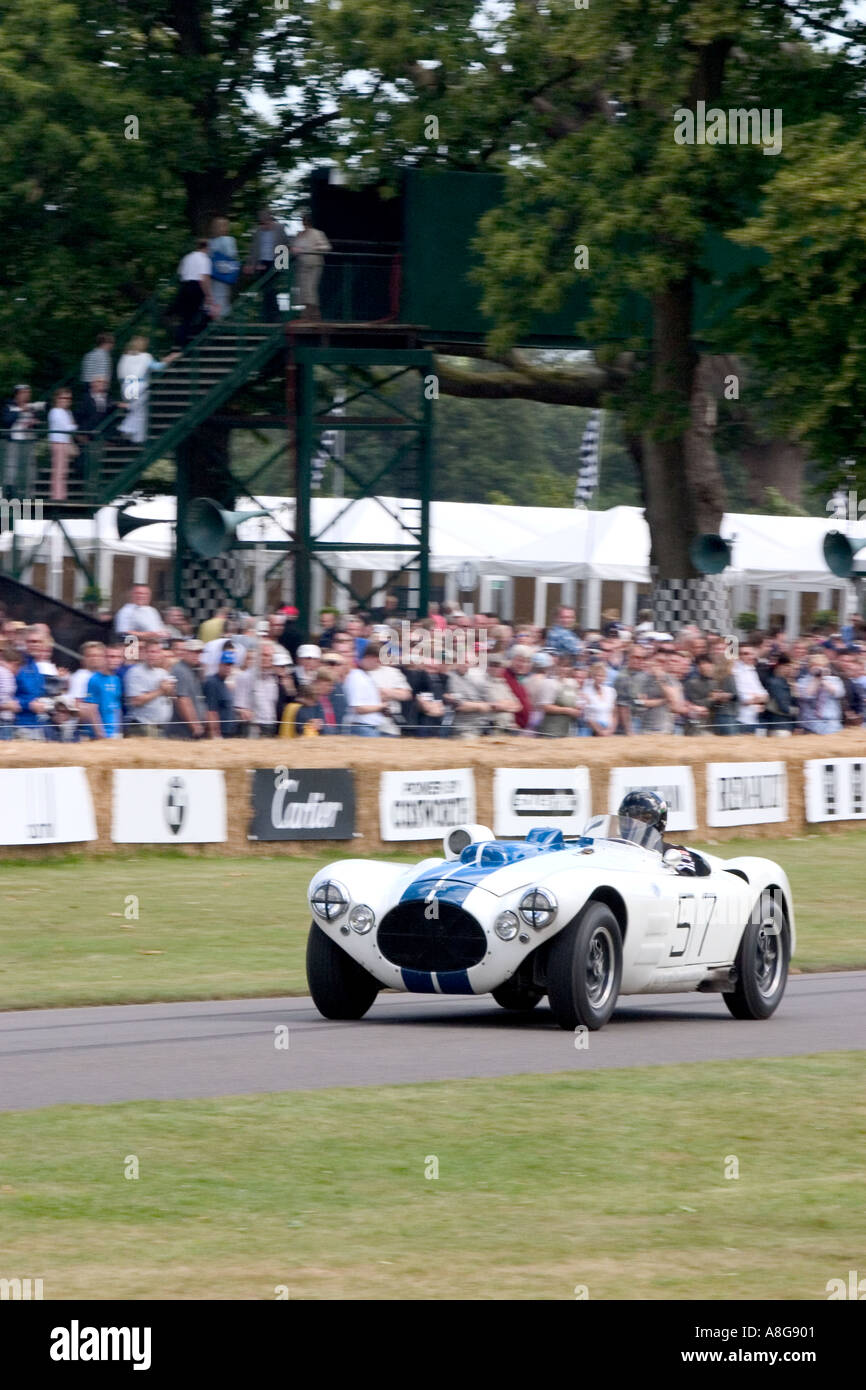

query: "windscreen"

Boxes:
[580, 813, 664, 855]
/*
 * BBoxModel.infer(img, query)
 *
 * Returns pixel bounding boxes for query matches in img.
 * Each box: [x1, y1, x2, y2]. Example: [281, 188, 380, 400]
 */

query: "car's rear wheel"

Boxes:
[724, 891, 789, 1020]
[306, 922, 380, 1020]
[545, 901, 622, 1031]
[491, 977, 544, 1012]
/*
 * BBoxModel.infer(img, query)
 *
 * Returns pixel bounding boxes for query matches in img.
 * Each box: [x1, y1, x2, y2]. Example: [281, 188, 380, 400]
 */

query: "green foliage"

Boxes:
[0, 0, 339, 389]
[736, 610, 758, 631]
[732, 117, 866, 484]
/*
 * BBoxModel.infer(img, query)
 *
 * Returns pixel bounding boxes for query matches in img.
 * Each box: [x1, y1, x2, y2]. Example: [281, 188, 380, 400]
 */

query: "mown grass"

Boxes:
[0, 1053, 862, 1300]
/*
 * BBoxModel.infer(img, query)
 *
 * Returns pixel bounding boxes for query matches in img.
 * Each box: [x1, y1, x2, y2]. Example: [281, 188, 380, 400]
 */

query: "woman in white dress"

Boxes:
[116, 334, 176, 444]
[208, 216, 239, 319]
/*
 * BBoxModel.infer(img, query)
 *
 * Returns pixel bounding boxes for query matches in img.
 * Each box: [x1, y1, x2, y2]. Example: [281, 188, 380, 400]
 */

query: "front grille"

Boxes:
[377, 900, 487, 972]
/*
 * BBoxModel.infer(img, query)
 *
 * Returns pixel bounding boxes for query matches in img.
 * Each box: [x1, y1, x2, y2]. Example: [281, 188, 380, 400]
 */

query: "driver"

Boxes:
[617, 789, 697, 875]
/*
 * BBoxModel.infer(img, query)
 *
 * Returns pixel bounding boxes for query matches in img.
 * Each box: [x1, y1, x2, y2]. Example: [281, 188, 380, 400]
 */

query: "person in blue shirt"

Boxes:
[545, 605, 582, 658]
[83, 645, 124, 738]
[14, 629, 51, 730]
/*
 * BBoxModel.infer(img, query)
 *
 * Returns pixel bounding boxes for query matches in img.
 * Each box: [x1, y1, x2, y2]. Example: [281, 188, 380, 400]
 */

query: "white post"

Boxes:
[310, 558, 326, 625]
[333, 567, 351, 614]
[756, 583, 771, 630]
[533, 578, 548, 629]
[503, 577, 515, 622]
[817, 587, 832, 614]
[784, 587, 801, 640]
[582, 576, 602, 630]
[444, 570, 458, 605]
[97, 545, 114, 613]
[622, 580, 638, 626]
[48, 523, 64, 600]
[562, 578, 577, 611]
[478, 575, 494, 614]
[371, 568, 387, 609]
[253, 544, 266, 616]
[133, 553, 149, 585]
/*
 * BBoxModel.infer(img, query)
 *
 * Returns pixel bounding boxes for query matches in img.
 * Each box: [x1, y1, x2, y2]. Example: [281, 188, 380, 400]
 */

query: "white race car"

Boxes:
[306, 813, 794, 1030]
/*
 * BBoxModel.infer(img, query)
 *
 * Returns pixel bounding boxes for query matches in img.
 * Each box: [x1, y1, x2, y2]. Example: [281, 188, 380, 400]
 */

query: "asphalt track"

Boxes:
[1, 971, 864, 1111]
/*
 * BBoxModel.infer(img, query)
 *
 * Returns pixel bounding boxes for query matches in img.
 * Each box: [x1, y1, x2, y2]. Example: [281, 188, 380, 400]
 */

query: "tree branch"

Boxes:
[227, 110, 341, 192]
[433, 353, 619, 407]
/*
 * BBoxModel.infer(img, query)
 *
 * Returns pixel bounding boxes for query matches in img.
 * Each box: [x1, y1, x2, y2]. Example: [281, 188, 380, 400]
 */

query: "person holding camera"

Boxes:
[796, 652, 845, 734]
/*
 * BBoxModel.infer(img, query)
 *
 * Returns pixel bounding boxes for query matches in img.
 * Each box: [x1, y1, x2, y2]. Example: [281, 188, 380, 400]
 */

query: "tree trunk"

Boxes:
[740, 438, 807, 510]
[640, 282, 730, 629]
[183, 173, 237, 239]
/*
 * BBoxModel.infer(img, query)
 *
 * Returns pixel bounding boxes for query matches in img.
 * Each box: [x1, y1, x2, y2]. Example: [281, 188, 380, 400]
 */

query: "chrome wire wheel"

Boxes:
[755, 916, 784, 999]
[585, 924, 616, 1008]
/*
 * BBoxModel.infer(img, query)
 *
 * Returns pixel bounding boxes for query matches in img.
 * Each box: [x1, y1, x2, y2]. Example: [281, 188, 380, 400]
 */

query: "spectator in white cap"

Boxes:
[295, 643, 322, 689]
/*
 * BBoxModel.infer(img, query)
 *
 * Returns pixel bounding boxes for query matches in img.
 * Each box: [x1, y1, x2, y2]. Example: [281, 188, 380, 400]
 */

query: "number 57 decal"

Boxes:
[670, 893, 717, 959]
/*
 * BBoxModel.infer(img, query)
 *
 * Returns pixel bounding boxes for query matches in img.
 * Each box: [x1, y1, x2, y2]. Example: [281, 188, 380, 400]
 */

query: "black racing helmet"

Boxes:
[618, 788, 668, 834]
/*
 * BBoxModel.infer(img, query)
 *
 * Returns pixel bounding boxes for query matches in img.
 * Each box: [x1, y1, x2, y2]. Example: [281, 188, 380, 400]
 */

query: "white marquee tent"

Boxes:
[1, 495, 861, 631]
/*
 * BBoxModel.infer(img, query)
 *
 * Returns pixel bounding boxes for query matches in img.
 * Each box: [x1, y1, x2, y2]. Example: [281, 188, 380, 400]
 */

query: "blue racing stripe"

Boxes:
[401, 968, 437, 993]
[436, 970, 475, 995]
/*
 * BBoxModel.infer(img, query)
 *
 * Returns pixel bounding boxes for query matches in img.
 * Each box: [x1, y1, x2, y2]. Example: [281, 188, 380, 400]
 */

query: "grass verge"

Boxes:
[0, 1054, 862, 1300]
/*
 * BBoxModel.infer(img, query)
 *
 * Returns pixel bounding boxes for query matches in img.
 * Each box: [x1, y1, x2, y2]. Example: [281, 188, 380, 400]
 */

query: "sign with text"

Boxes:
[607, 765, 697, 833]
[0, 767, 97, 845]
[804, 757, 866, 822]
[249, 768, 355, 840]
[493, 767, 591, 837]
[380, 768, 475, 841]
[706, 761, 787, 827]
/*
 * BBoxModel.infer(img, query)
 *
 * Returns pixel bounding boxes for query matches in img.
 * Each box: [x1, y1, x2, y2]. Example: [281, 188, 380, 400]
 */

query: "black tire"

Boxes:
[545, 901, 623, 1031]
[491, 977, 544, 1012]
[306, 922, 380, 1020]
[724, 891, 789, 1020]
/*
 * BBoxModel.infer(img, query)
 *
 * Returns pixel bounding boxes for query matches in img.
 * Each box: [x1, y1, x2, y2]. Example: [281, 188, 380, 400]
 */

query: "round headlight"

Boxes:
[348, 904, 375, 934]
[519, 888, 557, 930]
[311, 879, 349, 922]
[494, 911, 520, 941]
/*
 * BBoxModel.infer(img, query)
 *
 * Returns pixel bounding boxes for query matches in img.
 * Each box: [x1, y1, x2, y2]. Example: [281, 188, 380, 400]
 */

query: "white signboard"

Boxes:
[380, 768, 475, 841]
[607, 765, 697, 833]
[706, 761, 787, 827]
[112, 770, 227, 843]
[0, 767, 97, 845]
[804, 757, 866, 822]
[493, 767, 591, 837]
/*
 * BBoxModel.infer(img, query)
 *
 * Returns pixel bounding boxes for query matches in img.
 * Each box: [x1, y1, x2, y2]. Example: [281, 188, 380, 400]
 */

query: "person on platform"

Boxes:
[47, 388, 78, 501]
[116, 335, 176, 445]
[243, 208, 291, 322]
[174, 239, 216, 346]
[207, 216, 239, 320]
[2, 385, 45, 495]
[80, 333, 114, 386]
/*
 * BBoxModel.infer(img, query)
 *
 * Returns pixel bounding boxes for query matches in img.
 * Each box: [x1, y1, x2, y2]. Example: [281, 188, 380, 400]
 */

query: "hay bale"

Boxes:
[1, 731, 865, 858]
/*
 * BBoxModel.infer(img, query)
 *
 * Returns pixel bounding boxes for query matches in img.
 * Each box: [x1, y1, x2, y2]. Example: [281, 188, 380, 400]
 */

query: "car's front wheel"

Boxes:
[545, 901, 622, 1031]
[306, 922, 380, 1020]
[724, 891, 789, 1020]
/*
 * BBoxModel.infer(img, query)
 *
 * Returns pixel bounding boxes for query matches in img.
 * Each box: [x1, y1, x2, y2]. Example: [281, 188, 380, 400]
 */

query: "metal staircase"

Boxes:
[34, 270, 287, 511]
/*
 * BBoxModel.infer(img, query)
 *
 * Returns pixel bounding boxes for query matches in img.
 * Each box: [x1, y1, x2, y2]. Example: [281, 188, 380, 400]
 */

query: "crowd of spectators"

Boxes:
[1, 589, 865, 742]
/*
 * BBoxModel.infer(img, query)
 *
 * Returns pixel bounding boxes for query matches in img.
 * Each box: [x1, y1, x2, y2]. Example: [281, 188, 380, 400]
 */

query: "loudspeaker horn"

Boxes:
[689, 533, 733, 575]
[185, 497, 270, 559]
[115, 506, 173, 540]
[823, 529, 866, 579]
